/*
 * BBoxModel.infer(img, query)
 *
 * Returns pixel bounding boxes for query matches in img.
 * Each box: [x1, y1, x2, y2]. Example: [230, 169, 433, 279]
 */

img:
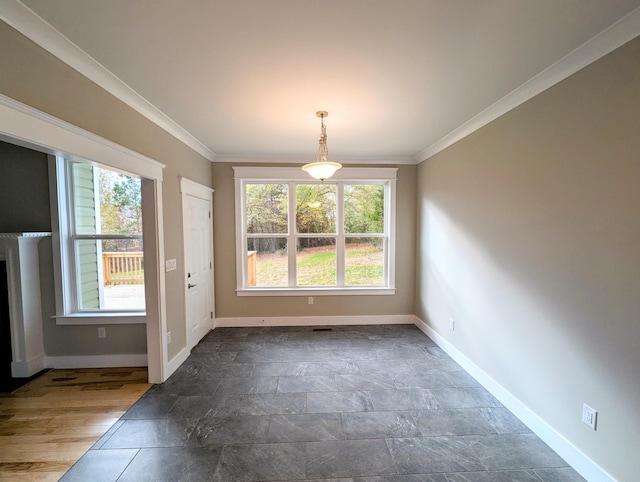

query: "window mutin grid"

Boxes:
[235, 167, 396, 295]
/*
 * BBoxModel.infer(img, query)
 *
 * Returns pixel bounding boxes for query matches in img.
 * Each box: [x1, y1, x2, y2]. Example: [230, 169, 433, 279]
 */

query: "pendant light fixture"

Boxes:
[302, 111, 342, 181]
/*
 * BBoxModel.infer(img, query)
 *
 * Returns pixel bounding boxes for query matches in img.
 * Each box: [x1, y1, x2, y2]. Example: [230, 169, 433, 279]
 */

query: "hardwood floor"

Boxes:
[0, 368, 150, 481]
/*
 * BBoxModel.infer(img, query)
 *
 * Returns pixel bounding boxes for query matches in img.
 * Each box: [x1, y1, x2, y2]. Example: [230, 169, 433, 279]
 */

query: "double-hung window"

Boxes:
[53, 156, 145, 315]
[234, 166, 396, 295]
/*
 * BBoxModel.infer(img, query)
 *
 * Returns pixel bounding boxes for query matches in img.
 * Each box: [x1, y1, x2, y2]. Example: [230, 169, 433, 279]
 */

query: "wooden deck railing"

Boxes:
[102, 252, 144, 286]
[248, 251, 257, 287]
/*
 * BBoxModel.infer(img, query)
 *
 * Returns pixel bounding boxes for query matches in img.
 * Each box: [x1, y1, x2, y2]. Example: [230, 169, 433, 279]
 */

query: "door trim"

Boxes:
[180, 177, 215, 350]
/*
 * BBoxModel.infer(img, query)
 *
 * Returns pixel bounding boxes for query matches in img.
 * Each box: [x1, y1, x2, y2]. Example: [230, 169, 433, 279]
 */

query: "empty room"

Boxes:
[0, 1, 639, 481]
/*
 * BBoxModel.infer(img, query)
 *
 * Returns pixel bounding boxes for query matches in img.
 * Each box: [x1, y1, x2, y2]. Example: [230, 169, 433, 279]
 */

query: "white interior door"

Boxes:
[183, 190, 213, 350]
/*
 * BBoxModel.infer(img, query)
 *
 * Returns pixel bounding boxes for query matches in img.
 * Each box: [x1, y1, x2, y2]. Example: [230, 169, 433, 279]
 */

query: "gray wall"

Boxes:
[415, 37, 640, 481]
[212, 162, 416, 319]
[0, 141, 50, 232]
[0, 21, 213, 361]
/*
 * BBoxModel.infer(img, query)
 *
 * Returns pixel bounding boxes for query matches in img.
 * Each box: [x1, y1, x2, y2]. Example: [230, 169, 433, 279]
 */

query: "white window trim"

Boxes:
[51, 155, 147, 319]
[234, 166, 397, 296]
[53, 312, 146, 325]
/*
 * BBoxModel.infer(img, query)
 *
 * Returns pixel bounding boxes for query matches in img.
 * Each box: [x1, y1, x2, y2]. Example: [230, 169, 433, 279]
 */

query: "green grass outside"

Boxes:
[255, 258, 288, 286]
[256, 243, 383, 287]
[297, 250, 335, 268]
[345, 264, 383, 285]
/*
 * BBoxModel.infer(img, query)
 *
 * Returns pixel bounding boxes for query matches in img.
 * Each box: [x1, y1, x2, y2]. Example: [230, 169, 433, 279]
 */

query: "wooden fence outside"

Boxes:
[102, 252, 144, 286]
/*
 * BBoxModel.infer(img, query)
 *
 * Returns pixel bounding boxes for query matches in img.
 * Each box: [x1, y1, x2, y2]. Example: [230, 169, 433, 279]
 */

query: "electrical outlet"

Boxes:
[449, 318, 455, 331]
[582, 403, 597, 430]
[98, 327, 106, 339]
[308, 297, 314, 305]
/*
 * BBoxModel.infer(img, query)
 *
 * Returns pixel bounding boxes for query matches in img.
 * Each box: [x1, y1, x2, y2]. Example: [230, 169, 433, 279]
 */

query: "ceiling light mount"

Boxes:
[302, 111, 342, 181]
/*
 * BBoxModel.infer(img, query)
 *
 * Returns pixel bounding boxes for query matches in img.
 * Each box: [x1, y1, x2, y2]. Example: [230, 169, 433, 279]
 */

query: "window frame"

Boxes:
[52, 156, 147, 320]
[234, 166, 397, 296]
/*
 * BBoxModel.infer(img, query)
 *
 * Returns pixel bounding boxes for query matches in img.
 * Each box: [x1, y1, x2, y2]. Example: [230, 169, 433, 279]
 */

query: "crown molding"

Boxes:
[4, 0, 638, 166]
[0, 0, 215, 161]
[213, 154, 417, 165]
[415, 6, 640, 163]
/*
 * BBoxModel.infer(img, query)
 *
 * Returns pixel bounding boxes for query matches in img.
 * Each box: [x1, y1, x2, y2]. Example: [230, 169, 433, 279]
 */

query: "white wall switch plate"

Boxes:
[165, 259, 177, 272]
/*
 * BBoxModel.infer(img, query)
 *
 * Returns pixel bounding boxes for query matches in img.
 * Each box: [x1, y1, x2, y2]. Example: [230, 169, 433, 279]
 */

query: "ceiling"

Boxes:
[4, 0, 640, 163]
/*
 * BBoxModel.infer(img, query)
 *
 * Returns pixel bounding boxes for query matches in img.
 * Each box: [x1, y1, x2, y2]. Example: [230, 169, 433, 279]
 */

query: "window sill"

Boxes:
[54, 312, 146, 325]
[236, 287, 396, 297]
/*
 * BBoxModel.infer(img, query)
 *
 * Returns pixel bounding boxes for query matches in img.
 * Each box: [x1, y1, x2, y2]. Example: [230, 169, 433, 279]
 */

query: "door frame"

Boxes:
[180, 177, 215, 349]
[0, 94, 169, 383]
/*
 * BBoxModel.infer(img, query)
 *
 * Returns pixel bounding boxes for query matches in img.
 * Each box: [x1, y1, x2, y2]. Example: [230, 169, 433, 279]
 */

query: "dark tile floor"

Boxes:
[62, 324, 586, 481]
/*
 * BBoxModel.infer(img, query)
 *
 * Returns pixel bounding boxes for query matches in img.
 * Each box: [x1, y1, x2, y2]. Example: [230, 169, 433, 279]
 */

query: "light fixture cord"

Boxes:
[318, 114, 328, 163]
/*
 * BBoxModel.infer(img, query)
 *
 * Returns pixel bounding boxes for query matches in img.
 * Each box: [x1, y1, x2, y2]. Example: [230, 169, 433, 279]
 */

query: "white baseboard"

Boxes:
[45, 349, 189, 380]
[166, 346, 190, 378]
[214, 314, 415, 328]
[413, 316, 615, 482]
[45, 354, 148, 369]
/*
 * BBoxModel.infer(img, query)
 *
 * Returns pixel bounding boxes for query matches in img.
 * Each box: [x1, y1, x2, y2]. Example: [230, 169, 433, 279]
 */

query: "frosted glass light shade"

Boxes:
[302, 161, 342, 181]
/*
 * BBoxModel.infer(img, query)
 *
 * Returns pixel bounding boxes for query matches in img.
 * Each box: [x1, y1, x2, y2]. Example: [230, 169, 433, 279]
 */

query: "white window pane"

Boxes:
[247, 238, 288, 287]
[245, 184, 288, 234]
[97, 167, 142, 236]
[76, 239, 145, 311]
[344, 184, 384, 234]
[296, 238, 336, 286]
[72, 162, 98, 235]
[296, 184, 336, 234]
[345, 238, 384, 286]
[75, 239, 101, 309]
[72, 164, 142, 236]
